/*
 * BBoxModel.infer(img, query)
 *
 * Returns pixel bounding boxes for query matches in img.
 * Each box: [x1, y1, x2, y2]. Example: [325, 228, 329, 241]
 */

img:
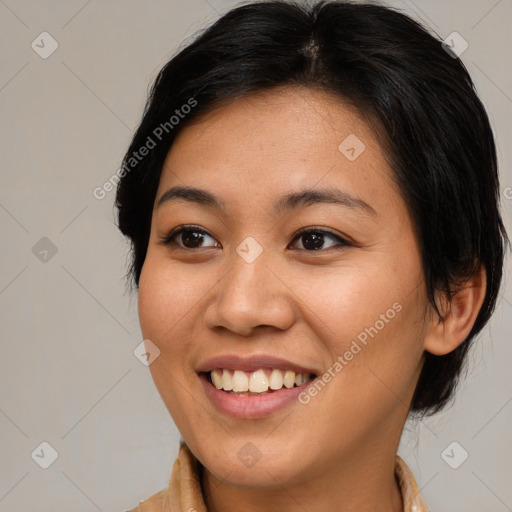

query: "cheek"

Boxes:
[137, 257, 206, 423]
[138, 263, 173, 341]
[287, 254, 426, 402]
[283, 258, 405, 342]
[138, 255, 209, 341]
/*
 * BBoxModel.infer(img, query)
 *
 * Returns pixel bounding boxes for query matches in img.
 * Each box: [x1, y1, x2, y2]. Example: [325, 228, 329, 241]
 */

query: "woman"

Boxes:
[116, 1, 508, 510]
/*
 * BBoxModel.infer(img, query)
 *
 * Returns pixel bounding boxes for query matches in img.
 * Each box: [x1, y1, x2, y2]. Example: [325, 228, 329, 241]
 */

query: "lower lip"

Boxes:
[199, 373, 314, 419]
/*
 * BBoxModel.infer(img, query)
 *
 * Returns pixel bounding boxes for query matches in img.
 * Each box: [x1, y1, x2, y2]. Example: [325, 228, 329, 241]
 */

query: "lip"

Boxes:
[199, 372, 316, 419]
[196, 354, 319, 375]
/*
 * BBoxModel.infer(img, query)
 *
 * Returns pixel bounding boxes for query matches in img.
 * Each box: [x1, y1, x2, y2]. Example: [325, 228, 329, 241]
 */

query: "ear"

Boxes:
[424, 264, 487, 356]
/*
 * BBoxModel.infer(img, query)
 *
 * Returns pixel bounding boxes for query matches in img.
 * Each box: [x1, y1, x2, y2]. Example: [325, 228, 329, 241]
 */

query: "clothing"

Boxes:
[127, 442, 430, 512]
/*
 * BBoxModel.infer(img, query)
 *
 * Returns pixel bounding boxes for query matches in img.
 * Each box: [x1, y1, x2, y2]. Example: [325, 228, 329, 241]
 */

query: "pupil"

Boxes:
[183, 231, 203, 248]
[303, 233, 324, 250]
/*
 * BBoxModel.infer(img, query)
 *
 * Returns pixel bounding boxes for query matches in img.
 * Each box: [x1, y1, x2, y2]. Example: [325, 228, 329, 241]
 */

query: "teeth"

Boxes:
[232, 370, 249, 392]
[209, 368, 313, 394]
[269, 369, 284, 390]
[221, 369, 233, 391]
[211, 369, 223, 389]
[283, 370, 295, 388]
[249, 369, 268, 393]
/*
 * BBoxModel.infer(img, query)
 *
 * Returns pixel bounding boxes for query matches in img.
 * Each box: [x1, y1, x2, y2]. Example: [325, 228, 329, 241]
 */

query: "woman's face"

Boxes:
[138, 87, 431, 488]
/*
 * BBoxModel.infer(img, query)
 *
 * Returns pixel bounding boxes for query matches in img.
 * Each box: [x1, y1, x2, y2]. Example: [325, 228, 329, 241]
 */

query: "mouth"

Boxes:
[203, 368, 317, 396]
[197, 358, 318, 418]
[196, 355, 319, 417]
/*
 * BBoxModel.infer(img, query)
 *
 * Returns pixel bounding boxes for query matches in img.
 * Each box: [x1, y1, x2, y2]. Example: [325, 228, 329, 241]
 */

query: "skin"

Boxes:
[138, 86, 486, 512]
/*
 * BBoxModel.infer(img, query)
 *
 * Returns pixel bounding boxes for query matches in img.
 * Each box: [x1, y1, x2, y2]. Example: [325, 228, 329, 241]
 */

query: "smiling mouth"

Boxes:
[204, 368, 317, 396]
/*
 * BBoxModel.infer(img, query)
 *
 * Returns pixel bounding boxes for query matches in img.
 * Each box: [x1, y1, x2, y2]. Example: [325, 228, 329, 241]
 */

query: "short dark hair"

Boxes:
[116, 0, 508, 416]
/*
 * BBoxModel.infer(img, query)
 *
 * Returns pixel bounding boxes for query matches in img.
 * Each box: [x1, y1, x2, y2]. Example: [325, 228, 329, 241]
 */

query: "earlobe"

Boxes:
[424, 264, 487, 356]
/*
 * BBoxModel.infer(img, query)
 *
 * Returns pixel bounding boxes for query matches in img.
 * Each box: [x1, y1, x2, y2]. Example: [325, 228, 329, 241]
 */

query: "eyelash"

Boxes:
[159, 224, 352, 252]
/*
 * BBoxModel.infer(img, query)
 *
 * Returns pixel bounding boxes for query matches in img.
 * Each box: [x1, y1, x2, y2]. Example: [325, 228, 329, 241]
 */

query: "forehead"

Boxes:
[157, 86, 399, 214]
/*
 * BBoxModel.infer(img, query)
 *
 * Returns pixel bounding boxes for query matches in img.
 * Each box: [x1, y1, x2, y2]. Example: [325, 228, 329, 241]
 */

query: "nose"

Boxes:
[203, 246, 296, 337]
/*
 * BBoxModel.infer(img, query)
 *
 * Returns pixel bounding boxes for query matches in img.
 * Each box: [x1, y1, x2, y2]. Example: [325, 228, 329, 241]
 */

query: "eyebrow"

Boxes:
[157, 185, 376, 216]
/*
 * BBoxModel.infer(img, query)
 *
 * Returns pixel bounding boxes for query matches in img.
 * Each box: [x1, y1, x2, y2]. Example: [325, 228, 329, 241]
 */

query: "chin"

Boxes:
[195, 438, 313, 489]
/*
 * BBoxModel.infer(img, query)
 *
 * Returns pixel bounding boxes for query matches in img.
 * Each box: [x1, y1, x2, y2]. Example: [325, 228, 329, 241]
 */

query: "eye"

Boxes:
[289, 227, 351, 251]
[160, 225, 350, 252]
[160, 225, 221, 249]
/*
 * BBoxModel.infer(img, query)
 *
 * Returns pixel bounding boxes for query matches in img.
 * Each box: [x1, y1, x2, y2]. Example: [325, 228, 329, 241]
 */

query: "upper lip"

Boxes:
[197, 355, 318, 375]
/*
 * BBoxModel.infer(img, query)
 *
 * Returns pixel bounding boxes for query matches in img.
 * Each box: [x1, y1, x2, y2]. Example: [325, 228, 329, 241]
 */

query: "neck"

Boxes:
[201, 440, 404, 512]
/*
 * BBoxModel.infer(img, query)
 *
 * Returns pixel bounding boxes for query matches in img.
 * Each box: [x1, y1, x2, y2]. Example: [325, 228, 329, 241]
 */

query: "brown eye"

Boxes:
[290, 228, 350, 251]
[161, 226, 220, 249]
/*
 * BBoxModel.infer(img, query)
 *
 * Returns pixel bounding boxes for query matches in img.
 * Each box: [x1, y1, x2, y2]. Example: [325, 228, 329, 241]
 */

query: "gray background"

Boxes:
[0, 0, 510, 511]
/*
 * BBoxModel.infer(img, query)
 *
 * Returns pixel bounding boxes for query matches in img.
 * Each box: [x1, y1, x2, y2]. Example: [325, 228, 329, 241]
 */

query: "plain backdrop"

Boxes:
[0, 1, 511, 511]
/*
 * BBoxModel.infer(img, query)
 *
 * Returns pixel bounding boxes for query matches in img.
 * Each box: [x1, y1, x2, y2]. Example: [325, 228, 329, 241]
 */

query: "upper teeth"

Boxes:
[210, 368, 312, 393]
